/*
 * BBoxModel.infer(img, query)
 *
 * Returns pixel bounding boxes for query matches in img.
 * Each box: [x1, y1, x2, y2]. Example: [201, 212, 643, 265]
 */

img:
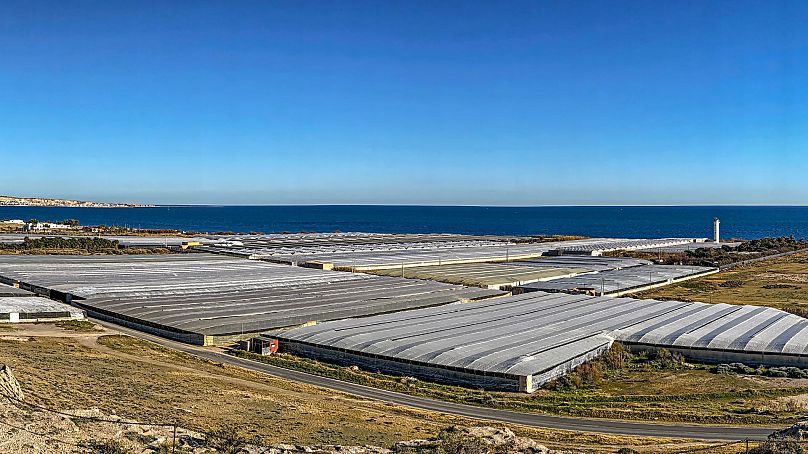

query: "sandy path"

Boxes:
[1, 323, 388, 410]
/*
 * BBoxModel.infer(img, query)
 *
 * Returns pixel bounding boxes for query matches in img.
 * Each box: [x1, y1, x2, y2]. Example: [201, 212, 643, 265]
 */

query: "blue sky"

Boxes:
[1, 1, 806, 205]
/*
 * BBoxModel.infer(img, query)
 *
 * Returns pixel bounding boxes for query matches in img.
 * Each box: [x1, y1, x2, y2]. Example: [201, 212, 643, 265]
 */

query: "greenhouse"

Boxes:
[275, 291, 808, 392]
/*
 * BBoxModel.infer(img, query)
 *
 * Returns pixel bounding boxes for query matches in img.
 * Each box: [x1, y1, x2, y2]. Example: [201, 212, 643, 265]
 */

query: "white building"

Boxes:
[24, 222, 73, 231]
[713, 218, 720, 243]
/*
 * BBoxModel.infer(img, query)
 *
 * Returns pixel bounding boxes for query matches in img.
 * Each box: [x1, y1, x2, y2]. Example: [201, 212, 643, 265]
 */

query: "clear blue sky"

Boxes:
[1, 1, 806, 205]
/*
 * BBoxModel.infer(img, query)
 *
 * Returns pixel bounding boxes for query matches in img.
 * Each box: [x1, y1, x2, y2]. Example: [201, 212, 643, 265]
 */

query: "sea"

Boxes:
[1, 205, 807, 239]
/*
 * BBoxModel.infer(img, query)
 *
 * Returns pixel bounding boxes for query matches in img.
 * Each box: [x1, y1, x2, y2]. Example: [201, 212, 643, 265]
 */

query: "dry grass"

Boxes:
[235, 349, 808, 426]
[0, 223, 23, 233]
[636, 251, 808, 316]
[0, 325, 709, 452]
[0, 247, 172, 255]
[52, 320, 102, 332]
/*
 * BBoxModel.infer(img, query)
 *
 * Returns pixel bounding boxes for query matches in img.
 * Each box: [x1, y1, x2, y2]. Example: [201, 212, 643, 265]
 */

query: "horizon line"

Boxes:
[5, 203, 808, 208]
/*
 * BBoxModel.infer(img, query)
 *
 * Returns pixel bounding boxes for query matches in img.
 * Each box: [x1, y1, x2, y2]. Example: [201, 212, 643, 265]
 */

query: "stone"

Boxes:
[770, 421, 808, 440]
[0, 364, 24, 401]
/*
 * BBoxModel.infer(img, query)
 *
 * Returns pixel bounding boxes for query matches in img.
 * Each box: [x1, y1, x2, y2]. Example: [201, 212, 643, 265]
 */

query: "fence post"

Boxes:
[172, 422, 177, 454]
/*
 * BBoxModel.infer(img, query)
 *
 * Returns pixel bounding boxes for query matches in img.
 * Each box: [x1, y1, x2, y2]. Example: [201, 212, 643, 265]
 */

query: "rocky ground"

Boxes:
[0, 322, 760, 453]
[1, 362, 565, 454]
[1, 363, 195, 453]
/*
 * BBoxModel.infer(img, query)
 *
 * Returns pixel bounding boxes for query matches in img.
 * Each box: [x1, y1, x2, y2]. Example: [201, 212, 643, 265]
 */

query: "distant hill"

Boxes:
[0, 195, 152, 208]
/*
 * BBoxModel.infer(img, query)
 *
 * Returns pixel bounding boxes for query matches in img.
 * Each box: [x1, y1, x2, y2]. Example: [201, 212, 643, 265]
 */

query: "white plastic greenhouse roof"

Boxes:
[509, 256, 651, 271]
[0, 297, 84, 318]
[199, 237, 701, 269]
[0, 282, 33, 297]
[617, 302, 808, 355]
[554, 238, 702, 254]
[518, 265, 716, 294]
[277, 291, 808, 380]
[0, 254, 502, 336]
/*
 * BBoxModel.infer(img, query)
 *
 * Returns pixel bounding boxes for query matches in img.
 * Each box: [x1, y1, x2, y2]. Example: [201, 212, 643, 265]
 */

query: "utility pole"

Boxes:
[172, 422, 177, 454]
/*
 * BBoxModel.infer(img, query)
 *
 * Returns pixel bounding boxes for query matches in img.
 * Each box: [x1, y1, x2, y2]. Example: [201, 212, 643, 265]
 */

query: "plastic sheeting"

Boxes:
[278, 291, 808, 385]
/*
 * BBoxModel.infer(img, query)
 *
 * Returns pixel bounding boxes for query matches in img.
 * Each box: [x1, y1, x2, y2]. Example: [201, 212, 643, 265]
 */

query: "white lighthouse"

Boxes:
[713, 218, 720, 243]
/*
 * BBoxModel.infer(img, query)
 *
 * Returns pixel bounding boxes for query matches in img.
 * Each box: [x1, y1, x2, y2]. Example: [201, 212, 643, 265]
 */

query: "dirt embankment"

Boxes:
[0, 322, 730, 453]
[1, 362, 558, 454]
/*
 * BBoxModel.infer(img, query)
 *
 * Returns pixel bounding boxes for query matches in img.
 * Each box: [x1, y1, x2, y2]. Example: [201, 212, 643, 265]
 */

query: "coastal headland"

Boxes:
[0, 195, 152, 208]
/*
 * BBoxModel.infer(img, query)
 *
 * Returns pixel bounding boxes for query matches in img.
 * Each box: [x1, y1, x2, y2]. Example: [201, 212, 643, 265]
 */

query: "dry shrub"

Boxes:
[602, 342, 628, 370]
[436, 427, 489, 454]
[79, 439, 132, 454]
[654, 348, 685, 369]
[749, 438, 803, 454]
[576, 363, 603, 386]
[205, 424, 253, 454]
[719, 280, 744, 288]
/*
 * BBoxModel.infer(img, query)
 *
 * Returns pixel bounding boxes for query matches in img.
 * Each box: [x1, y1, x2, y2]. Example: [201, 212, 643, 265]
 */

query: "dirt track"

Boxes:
[0, 322, 714, 452]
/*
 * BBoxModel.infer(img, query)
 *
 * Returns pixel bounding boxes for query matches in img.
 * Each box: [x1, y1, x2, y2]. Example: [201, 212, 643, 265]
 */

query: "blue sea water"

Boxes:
[1, 205, 807, 239]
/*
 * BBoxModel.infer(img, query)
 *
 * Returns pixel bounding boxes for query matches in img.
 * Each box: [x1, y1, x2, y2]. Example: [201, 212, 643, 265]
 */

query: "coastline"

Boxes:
[2, 205, 806, 239]
[0, 204, 154, 208]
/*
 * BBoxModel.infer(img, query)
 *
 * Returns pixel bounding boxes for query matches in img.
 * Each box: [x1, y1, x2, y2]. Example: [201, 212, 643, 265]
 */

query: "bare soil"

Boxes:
[0, 322, 721, 453]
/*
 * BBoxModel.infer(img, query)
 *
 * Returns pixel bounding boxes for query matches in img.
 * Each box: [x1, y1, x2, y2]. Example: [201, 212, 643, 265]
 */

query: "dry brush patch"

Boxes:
[231, 344, 808, 427]
[0, 328, 703, 452]
[636, 251, 808, 316]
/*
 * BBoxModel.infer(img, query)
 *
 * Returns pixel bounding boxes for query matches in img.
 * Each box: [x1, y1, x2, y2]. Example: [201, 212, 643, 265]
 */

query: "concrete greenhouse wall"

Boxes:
[279, 340, 524, 392]
[624, 343, 808, 369]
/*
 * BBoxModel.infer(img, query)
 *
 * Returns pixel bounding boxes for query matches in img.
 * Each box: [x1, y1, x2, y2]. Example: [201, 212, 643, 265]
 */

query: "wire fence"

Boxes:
[672, 437, 808, 454]
[671, 439, 747, 453]
[0, 387, 794, 454]
[0, 389, 187, 453]
[0, 388, 294, 454]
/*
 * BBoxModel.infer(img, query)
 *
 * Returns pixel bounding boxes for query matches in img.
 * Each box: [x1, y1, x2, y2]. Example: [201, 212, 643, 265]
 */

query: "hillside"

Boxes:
[0, 195, 152, 208]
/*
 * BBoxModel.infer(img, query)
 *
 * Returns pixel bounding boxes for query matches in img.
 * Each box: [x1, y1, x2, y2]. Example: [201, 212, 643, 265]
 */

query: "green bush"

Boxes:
[719, 280, 744, 288]
[762, 284, 798, 289]
[607, 236, 808, 267]
[653, 348, 685, 369]
[738, 236, 808, 253]
[1, 236, 121, 252]
[715, 362, 808, 379]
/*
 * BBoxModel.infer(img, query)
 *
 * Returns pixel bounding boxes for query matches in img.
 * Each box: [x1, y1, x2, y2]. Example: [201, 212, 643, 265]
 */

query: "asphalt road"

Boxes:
[94, 319, 778, 442]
